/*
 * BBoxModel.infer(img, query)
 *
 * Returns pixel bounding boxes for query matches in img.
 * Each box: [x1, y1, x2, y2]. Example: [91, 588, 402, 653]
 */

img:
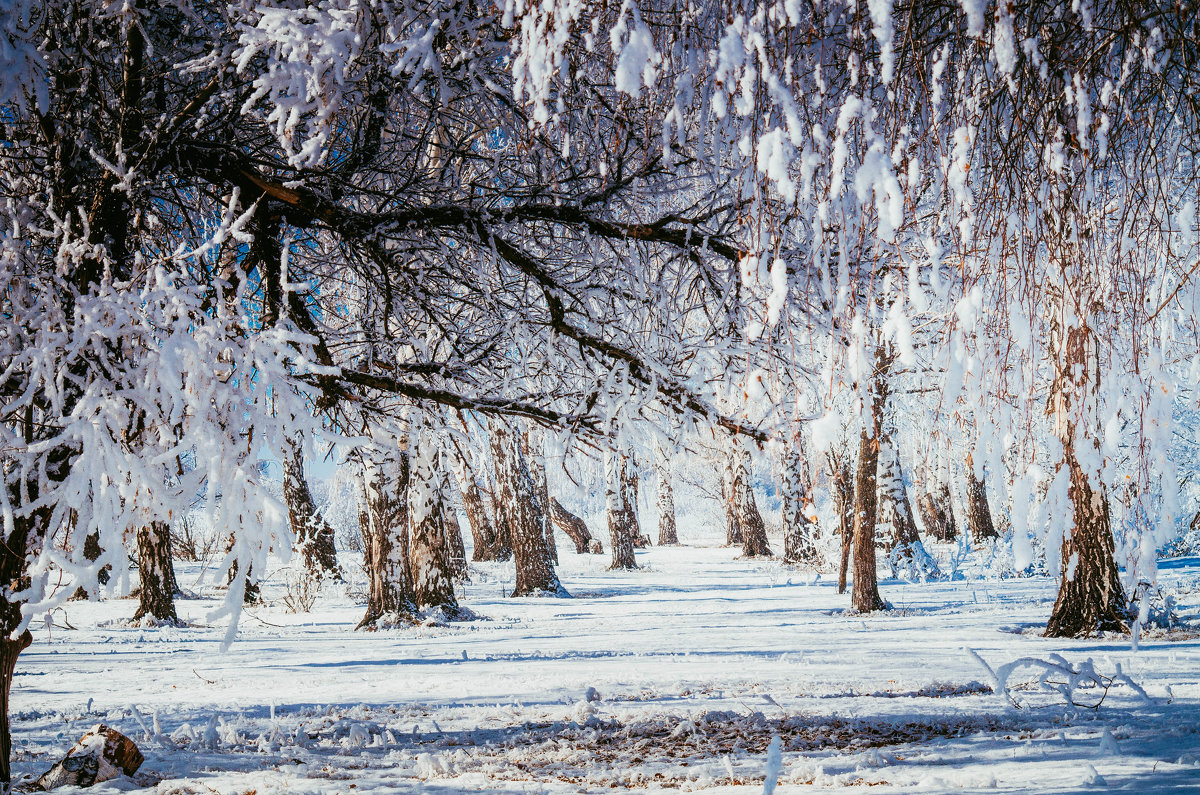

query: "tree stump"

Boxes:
[34, 724, 142, 790]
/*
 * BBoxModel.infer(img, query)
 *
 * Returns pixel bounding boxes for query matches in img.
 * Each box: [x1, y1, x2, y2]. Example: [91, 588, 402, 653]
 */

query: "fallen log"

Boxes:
[34, 724, 142, 790]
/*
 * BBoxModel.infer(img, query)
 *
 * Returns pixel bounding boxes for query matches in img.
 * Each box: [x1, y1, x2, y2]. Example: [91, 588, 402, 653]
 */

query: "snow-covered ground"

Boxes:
[12, 535, 1200, 793]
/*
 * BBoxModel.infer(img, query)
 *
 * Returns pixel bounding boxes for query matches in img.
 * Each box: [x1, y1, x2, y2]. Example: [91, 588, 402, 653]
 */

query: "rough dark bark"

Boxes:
[781, 447, 820, 566]
[283, 442, 343, 581]
[357, 445, 418, 628]
[551, 498, 601, 553]
[408, 437, 460, 614]
[132, 521, 178, 622]
[655, 444, 679, 545]
[523, 429, 558, 563]
[850, 347, 890, 613]
[447, 436, 509, 561]
[0, 632, 31, 790]
[1045, 323, 1127, 637]
[731, 444, 772, 557]
[489, 420, 568, 596]
[964, 453, 998, 542]
[606, 447, 638, 569]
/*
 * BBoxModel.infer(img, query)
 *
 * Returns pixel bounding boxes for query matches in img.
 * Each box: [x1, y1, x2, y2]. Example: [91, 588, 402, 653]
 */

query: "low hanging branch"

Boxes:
[479, 229, 769, 442]
[181, 140, 764, 441]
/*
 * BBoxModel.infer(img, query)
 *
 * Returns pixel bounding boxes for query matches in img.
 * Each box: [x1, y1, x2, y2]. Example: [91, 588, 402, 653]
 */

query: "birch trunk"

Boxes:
[781, 447, 820, 566]
[655, 444, 678, 545]
[551, 498, 601, 553]
[70, 525, 110, 600]
[1045, 321, 1127, 637]
[731, 443, 772, 557]
[606, 448, 638, 569]
[917, 484, 956, 542]
[357, 443, 418, 628]
[0, 501, 37, 792]
[524, 429, 558, 563]
[721, 455, 742, 546]
[489, 420, 567, 596]
[830, 452, 854, 594]
[408, 433, 460, 615]
[447, 437, 509, 561]
[964, 453, 997, 542]
[0, 632, 31, 790]
[442, 497, 469, 580]
[878, 441, 920, 548]
[879, 439, 940, 581]
[283, 441, 342, 580]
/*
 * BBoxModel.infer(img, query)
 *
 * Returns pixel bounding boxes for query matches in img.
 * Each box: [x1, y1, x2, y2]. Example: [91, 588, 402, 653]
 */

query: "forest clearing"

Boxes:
[11, 534, 1200, 793]
[3, 0, 1200, 792]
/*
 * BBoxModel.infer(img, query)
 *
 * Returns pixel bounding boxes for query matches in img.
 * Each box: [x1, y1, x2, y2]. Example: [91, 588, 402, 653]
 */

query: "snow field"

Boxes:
[12, 540, 1200, 793]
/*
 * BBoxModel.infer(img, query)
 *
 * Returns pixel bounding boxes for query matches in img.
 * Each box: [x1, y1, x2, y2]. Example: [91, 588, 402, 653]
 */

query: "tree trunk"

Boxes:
[781, 447, 820, 566]
[489, 420, 568, 596]
[442, 500, 469, 580]
[964, 453, 997, 542]
[132, 521, 178, 623]
[1045, 322, 1127, 637]
[623, 452, 648, 548]
[523, 429, 558, 563]
[655, 444, 679, 545]
[408, 432, 460, 615]
[879, 438, 940, 581]
[721, 455, 742, 546]
[70, 526, 110, 601]
[917, 488, 956, 542]
[447, 437, 509, 561]
[878, 441, 920, 549]
[283, 441, 343, 581]
[0, 491, 44, 791]
[0, 632, 31, 790]
[226, 540, 260, 605]
[606, 447, 638, 569]
[731, 443, 772, 557]
[938, 483, 959, 539]
[551, 498, 601, 553]
[357, 444, 418, 628]
[850, 346, 889, 613]
[830, 452, 854, 593]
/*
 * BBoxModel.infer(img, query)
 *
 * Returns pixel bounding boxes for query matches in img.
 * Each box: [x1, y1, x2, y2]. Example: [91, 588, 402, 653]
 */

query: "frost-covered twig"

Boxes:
[968, 649, 1155, 710]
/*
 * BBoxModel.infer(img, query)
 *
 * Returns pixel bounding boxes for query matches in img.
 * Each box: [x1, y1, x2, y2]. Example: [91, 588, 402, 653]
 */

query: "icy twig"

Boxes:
[968, 649, 1155, 710]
